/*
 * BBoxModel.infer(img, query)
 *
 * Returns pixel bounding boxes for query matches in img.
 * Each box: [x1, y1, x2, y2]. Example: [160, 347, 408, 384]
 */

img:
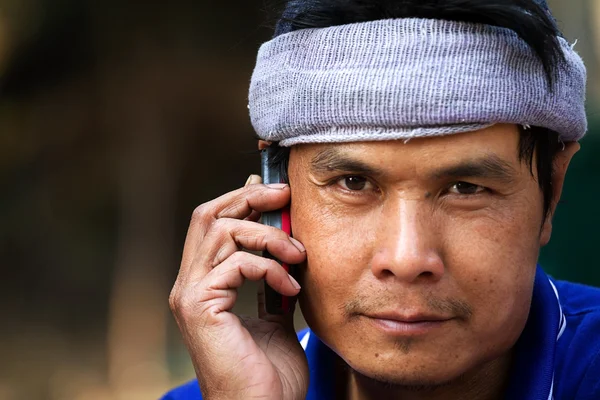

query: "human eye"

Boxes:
[447, 182, 487, 196]
[335, 176, 375, 192]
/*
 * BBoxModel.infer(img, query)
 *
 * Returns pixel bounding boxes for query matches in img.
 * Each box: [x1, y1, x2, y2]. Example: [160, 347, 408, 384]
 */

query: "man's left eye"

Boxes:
[448, 182, 486, 195]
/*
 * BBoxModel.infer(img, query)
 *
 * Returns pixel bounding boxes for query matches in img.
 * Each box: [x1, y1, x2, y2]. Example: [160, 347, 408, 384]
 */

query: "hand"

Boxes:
[169, 175, 309, 400]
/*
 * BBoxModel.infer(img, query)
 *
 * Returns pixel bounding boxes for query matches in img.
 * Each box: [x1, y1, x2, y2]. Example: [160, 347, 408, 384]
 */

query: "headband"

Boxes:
[248, 18, 587, 147]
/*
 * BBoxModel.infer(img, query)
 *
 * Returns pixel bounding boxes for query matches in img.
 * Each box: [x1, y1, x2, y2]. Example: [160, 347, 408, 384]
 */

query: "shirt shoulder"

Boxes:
[160, 379, 202, 400]
[554, 279, 600, 316]
[552, 279, 600, 399]
[160, 329, 312, 400]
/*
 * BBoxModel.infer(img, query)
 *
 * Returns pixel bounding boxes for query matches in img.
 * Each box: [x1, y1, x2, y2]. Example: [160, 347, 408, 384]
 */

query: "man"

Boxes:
[163, 0, 600, 399]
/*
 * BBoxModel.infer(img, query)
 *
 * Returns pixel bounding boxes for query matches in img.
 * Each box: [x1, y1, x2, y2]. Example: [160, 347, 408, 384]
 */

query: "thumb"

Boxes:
[243, 175, 264, 222]
[245, 174, 263, 187]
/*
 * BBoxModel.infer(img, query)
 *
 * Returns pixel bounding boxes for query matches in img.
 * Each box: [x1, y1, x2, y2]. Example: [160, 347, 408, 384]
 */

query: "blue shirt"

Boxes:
[162, 266, 600, 399]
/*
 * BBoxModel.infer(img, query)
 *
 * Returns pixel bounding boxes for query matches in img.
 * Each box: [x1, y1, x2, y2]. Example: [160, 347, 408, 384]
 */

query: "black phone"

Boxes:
[261, 147, 295, 315]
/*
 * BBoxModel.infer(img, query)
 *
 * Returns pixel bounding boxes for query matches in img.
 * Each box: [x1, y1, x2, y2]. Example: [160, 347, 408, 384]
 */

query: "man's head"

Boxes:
[250, 0, 587, 392]
[288, 125, 578, 389]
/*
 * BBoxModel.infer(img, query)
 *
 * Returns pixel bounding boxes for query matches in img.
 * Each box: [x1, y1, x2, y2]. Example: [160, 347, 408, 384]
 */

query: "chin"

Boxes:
[335, 341, 476, 389]
[348, 362, 462, 393]
[352, 360, 461, 386]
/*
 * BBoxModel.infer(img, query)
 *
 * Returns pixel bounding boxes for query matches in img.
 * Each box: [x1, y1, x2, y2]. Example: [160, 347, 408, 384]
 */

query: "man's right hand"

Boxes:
[168, 175, 309, 400]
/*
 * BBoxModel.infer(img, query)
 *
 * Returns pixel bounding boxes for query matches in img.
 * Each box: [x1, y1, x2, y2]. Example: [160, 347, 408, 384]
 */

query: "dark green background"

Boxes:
[540, 115, 600, 286]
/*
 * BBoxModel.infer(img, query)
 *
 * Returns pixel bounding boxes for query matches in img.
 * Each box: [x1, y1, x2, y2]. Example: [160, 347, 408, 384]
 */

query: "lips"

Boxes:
[365, 312, 453, 323]
[361, 312, 453, 336]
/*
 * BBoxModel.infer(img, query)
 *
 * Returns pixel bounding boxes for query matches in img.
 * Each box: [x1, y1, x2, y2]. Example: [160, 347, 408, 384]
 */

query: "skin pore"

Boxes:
[282, 124, 578, 400]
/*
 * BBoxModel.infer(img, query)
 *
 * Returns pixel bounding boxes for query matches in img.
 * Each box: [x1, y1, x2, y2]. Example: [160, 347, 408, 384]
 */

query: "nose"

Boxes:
[370, 199, 445, 283]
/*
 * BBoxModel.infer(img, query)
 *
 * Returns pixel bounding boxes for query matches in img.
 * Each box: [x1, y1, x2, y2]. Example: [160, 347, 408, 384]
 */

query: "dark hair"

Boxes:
[267, 0, 564, 220]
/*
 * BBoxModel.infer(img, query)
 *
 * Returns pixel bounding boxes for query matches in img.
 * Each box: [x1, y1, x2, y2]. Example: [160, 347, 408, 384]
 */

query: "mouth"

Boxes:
[361, 312, 454, 336]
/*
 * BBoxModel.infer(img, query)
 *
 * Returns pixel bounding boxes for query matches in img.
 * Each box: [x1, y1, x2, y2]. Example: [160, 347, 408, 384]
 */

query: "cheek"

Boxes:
[290, 185, 376, 331]
[443, 195, 541, 341]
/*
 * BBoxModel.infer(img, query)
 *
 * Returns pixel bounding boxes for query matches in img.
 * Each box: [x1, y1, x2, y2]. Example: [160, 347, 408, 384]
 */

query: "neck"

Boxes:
[341, 352, 513, 400]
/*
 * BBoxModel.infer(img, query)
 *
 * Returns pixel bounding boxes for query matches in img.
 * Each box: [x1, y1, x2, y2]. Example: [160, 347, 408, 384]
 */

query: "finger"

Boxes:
[178, 183, 290, 278]
[188, 218, 306, 283]
[244, 210, 261, 222]
[243, 176, 263, 222]
[193, 183, 289, 244]
[196, 251, 301, 313]
[213, 183, 289, 220]
[244, 176, 263, 223]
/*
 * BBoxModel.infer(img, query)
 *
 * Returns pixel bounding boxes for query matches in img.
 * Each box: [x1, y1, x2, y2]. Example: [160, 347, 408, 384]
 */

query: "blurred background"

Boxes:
[0, 1, 599, 399]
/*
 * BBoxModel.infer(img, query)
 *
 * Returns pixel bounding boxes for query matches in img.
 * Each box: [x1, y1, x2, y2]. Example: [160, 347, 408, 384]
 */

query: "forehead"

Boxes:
[293, 124, 522, 168]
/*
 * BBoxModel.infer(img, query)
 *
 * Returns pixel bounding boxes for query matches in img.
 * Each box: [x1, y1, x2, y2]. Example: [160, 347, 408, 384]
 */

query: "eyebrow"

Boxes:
[311, 148, 517, 184]
[310, 148, 385, 176]
[428, 155, 518, 184]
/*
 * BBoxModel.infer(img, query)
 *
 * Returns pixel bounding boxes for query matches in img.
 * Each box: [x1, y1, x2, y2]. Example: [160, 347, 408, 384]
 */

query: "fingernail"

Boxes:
[245, 174, 262, 187]
[267, 183, 288, 190]
[289, 274, 301, 290]
[289, 237, 306, 253]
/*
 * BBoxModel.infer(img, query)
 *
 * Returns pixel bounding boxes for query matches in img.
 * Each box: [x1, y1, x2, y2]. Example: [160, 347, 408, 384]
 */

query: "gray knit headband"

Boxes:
[248, 18, 587, 147]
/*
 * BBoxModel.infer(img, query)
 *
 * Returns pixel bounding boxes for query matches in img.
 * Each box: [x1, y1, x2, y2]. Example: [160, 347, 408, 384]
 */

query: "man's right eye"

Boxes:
[337, 176, 370, 191]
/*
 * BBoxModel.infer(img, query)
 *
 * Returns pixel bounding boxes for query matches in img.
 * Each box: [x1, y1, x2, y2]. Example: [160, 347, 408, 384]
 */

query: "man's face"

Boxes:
[288, 124, 555, 385]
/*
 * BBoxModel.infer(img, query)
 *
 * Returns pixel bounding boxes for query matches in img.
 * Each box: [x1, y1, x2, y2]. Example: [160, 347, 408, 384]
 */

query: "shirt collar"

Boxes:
[505, 265, 565, 400]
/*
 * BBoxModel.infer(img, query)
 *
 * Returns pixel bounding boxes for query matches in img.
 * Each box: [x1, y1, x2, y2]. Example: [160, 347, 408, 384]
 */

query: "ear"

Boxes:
[540, 141, 581, 246]
[258, 140, 272, 150]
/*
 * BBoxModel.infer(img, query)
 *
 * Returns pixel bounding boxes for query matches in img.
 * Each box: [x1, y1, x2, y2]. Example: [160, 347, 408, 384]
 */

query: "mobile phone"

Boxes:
[261, 147, 295, 315]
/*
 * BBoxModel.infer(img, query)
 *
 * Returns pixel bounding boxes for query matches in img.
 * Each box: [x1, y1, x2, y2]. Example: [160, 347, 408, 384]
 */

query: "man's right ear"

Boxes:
[258, 140, 272, 150]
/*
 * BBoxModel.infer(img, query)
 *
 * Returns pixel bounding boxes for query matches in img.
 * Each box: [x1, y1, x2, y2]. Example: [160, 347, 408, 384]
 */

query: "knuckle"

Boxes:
[267, 258, 283, 271]
[209, 220, 235, 249]
[175, 288, 202, 318]
[274, 273, 287, 289]
[168, 288, 178, 312]
[228, 251, 256, 272]
[229, 252, 268, 277]
[218, 196, 248, 218]
[264, 224, 286, 239]
[214, 243, 236, 266]
[247, 263, 264, 278]
[229, 250, 247, 264]
[245, 233, 267, 250]
[205, 220, 232, 252]
[243, 260, 262, 276]
[169, 289, 189, 316]
[191, 204, 211, 223]
[169, 284, 200, 318]
[276, 231, 292, 244]
[209, 218, 231, 236]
